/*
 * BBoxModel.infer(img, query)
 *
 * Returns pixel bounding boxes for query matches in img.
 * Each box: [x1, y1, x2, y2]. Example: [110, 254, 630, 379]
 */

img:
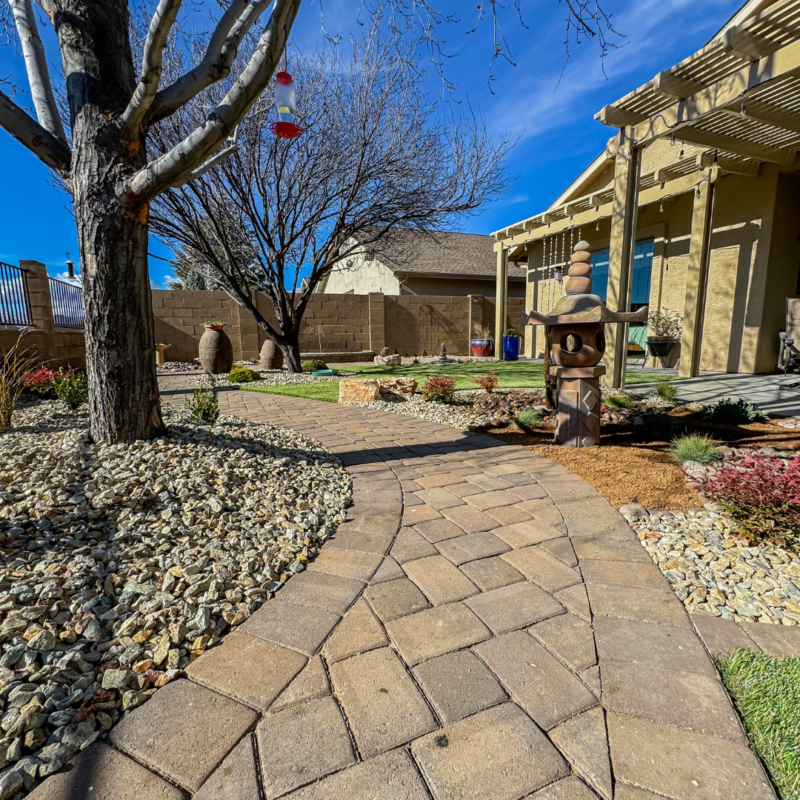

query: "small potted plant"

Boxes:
[503, 327, 522, 361]
[647, 309, 682, 364]
[471, 324, 494, 357]
[203, 320, 226, 331]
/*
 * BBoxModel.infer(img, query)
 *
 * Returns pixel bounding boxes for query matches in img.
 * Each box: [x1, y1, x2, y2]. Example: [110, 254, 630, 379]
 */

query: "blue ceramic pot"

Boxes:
[502, 336, 521, 361]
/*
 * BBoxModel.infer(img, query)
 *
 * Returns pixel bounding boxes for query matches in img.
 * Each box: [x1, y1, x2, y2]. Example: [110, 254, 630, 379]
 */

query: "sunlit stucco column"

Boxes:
[679, 168, 717, 378]
[524, 242, 542, 357]
[603, 135, 642, 389]
[494, 244, 507, 360]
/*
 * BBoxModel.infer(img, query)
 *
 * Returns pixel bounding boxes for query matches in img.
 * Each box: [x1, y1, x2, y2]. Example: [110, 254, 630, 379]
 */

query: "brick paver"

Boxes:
[32, 374, 779, 800]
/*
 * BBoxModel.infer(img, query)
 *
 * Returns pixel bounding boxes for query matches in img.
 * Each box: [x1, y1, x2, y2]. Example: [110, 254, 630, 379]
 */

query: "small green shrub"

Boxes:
[54, 371, 88, 410]
[422, 376, 457, 403]
[504, 327, 521, 338]
[511, 408, 542, 433]
[655, 379, 677, 402]
[703, 398, 767, 425]
[185, 387, 219, 424]
[604, 392, 634, 409]
[302, 359, 328, 372]
[637, 411, 675, 442]
[670, 433, 721, 465]
[228, 365, 260, 383]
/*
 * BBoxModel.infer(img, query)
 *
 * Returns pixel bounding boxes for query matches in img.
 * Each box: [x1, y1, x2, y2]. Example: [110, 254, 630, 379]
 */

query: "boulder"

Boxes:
[379, 377, 417, 396]
[339, 378, 381, 404]
[374, 354, 401, 366]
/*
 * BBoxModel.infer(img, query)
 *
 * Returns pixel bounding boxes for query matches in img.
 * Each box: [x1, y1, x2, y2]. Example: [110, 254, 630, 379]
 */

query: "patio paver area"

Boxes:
[31, 376, 782, 800]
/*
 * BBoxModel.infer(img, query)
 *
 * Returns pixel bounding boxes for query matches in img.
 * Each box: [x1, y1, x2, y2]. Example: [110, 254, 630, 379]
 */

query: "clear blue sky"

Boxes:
[0, 0, 742, 286]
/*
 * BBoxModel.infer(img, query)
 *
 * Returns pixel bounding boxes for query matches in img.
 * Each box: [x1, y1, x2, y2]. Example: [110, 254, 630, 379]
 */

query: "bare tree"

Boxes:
[150, 29, 514, 371]
[0, 0, 618, 441]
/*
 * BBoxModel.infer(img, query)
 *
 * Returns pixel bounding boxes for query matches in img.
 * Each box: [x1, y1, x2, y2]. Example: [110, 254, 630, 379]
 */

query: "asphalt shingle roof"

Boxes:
[357, 230, 526, 281]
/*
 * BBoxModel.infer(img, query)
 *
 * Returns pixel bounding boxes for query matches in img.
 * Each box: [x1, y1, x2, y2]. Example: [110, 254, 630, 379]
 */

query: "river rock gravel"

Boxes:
[629, 507, 800, 626]
[189, 367, 345, 388]
[0, 401, 351, 795]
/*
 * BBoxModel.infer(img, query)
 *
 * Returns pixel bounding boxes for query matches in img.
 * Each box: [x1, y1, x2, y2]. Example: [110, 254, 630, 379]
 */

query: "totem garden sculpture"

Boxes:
[521, 240, 647, 448]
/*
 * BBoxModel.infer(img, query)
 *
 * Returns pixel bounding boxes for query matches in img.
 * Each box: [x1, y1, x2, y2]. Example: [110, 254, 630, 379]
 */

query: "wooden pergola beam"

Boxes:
[671, 126, 798, 166]
[652, 71, 705, 100]
[719, 98, 800, 134]
[655, 168, 679, 184]
[721, 25, 779, 63]
[696, 152, 761, 177]
[594, 105, 648, 128]
[624, 38, 800, 147]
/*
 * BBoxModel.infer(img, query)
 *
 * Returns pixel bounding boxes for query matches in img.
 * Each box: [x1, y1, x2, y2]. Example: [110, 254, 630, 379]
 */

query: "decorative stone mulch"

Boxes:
[156, 361, 203, 373]
[188, 367, 345, 388]
[0, 401, 350, 795]
[629, 507, 800, 626]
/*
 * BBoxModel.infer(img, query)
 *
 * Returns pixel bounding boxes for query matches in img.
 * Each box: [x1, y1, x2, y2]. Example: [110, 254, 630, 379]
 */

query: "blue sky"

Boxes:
[0, 0, 742, 286]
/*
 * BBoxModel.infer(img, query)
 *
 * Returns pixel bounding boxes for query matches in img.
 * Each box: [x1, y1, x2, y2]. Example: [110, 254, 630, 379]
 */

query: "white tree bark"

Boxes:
[121, 0, 184, 135]
[8, 0, 67, 143]
[0, 89, 70, 172]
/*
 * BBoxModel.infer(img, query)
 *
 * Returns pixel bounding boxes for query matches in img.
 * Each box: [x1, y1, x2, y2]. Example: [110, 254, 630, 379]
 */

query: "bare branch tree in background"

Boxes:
[0, 0, 618, 441]
[150, 29, 514, 371]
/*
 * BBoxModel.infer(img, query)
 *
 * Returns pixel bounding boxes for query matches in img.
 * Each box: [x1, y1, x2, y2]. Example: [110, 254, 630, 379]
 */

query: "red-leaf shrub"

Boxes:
[473, 370, 499, 394]
[422, 375, 456, 403]
[378, 346, 394, 357]
[23, 366, 70, 395]
[703, 452, 800, 545]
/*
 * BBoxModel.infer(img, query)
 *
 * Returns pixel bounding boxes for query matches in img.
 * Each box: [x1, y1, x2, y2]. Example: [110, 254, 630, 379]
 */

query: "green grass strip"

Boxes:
[717, 648, 800, 800]
[242, 382, 340, 403]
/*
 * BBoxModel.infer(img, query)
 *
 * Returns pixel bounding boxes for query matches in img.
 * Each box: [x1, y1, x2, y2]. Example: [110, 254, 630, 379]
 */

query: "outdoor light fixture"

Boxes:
[554, 264, 563, 282]
[270, 72, 304, 139]
[65, 254, 76, 279]
[659, 199, 664, 214]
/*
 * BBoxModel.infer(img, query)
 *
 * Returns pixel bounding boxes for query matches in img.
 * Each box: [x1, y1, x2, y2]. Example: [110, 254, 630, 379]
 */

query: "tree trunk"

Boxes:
[280, 334, 302, 373]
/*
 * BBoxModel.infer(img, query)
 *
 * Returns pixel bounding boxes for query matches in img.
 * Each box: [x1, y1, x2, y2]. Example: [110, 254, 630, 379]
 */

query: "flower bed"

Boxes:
[0, 401, 351, 794]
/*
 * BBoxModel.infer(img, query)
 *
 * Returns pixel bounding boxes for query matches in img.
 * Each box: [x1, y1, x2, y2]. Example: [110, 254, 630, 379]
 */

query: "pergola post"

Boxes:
[494, 245, 508, 360]
[679, 173, 716, 377]
[603, 135, 642, 389]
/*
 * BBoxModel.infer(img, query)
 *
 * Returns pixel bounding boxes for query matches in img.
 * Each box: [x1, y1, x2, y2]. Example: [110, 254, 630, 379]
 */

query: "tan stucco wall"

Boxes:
[405, 275, 526, 298]
[323, 256, 401, 295]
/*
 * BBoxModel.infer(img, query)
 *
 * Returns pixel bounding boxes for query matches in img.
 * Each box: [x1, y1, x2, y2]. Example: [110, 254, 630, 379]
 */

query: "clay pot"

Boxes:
[199, 325, 233, 374]
[260, 339, 284, 371]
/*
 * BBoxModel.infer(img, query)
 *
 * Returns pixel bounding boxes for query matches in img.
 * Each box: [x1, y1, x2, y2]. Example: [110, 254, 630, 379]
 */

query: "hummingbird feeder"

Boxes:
[270, 72, 304, 139]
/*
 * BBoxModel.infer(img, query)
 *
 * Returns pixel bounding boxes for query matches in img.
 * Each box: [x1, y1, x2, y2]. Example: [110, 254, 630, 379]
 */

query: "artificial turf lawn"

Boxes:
[716, 649, 800, 800]
[242, 361, 678, 402]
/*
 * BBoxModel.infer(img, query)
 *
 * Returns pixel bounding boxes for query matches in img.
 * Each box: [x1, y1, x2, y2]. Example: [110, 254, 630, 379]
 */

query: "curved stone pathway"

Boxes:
[31, 378, 778, 800]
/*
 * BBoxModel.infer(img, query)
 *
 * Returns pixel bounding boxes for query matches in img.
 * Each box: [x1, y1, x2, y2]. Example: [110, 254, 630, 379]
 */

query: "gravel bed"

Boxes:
[156, 361, 203, 373]
[345, 393, 495, 430]
[628, 507, 800, 626]
[0, 401, 350, 795]
[188, 369, 345, 389]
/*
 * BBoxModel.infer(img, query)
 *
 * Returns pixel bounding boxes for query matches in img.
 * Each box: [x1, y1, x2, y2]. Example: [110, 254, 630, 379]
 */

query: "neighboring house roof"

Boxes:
[354, 229, 526, 281]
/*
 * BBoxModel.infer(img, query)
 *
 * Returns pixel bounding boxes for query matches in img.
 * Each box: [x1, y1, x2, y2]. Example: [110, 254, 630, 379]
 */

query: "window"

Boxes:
[589, 239, 654, 311]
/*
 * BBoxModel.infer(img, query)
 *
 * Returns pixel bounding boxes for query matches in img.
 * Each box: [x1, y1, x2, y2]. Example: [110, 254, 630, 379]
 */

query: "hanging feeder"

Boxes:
[270, 72, 304, 139]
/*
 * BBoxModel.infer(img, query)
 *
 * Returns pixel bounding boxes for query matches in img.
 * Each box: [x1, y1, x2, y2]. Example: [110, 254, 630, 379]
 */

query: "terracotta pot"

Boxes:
[199, 326, 233, 374]
[260, 339, 284, 371]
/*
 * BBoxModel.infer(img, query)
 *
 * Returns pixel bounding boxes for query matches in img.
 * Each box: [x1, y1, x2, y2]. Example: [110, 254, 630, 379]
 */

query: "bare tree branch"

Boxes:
[127, 0, 300, 204]
[0, 89, 70, 173]
[147, 0, 270, 124]
[7, 0, 66, 142]
[121, 0, 184, 136]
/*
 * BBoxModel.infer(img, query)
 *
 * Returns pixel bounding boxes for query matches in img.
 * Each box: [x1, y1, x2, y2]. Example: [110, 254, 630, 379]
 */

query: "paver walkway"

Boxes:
[32, 378, 780, 800]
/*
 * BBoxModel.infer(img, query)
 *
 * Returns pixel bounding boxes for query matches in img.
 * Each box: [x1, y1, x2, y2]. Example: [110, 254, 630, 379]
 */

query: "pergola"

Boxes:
[493, 0, 800, 386]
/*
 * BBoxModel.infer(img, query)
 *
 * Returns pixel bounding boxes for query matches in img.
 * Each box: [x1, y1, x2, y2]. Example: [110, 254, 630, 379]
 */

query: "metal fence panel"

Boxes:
[0, 262, 32, 326]
[49, 277, 85, 329]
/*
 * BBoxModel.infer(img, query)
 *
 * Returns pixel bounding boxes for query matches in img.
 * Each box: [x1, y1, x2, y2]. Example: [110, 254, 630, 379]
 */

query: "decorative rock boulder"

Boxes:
[339, 378, 381, 404]
[379, 378, 417, 396]
[374, 353, 401, 366]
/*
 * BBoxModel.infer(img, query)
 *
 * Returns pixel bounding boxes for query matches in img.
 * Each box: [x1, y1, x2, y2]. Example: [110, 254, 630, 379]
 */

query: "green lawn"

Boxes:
[717, 649, 800, 800]
[243, 382, 340, 403]
[241, 360, 679, 403]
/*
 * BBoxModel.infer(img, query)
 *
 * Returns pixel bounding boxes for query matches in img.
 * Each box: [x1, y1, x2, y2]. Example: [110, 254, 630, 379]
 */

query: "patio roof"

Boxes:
[494, 0, 800, 253]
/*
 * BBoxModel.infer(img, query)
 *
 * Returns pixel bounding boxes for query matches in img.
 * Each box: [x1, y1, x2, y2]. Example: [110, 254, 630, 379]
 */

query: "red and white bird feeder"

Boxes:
[270, 72, 304, 139]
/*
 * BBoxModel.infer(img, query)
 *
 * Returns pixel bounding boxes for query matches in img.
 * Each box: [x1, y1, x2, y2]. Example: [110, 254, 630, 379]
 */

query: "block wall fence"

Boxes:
[2, 274, 525, 367]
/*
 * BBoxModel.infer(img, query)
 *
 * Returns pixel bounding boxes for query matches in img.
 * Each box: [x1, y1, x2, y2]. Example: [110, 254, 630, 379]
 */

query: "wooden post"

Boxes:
[603, 134, 642, 389]
[494, 246, 507, 361]
[679, 173, 716, 377]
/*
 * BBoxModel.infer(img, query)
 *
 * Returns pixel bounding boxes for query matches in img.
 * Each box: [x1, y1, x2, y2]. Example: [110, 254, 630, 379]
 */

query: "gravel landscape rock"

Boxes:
[0, 401, 351, 795]
[189, 367, 345, 388]
[629, 507, 800, 626]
